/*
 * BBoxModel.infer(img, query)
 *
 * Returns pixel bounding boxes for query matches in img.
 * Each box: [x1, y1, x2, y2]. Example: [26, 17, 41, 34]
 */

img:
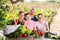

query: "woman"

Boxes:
[24, 13, 37, 30]
[4, 11, 25, 37]
[12, 11, 25, 25]
[4, 11, 25, 36]
[36, 14, 49, 33]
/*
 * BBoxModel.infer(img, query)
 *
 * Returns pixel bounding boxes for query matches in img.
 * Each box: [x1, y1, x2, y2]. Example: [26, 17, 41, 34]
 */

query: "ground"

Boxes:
[50, 8, 60, 35]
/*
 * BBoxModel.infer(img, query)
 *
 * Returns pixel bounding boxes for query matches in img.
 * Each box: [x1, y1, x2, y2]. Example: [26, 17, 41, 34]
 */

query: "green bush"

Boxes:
[0, 0, 10, 30]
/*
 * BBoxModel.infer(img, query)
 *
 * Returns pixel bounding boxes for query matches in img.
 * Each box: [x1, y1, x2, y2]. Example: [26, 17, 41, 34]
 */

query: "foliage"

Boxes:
[0, 0, 10, 30]
[0, 0, 57, 30]
[7, 25, 32, 38]
[24, 7, 29, 12]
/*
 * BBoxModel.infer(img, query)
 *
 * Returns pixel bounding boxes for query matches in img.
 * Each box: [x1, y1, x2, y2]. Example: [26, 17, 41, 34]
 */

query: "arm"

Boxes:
[33, 22, 37, 31]
[45, 22, 49, 32]
[24, 21, 27, 29]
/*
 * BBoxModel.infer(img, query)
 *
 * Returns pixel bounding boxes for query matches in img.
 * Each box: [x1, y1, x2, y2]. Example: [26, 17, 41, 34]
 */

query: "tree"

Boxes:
[0, 0, 10, 29]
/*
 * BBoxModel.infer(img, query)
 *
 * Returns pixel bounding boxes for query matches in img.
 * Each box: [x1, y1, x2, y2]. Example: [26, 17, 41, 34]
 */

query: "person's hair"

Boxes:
[24, 13, 29, 20]
[19, 11, 24, 15]
[25, 13, 29, 17]
[37, 13, 43, 17]
[37, 13, 45, 21]
[30, 8, 35, 11]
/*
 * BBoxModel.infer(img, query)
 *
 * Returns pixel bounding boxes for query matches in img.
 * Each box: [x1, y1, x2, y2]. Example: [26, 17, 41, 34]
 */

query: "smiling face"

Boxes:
[37, 14, 43, 21]
[19, 13, 24, 19]
[25, 14, 32, 21]
[30, 9, 35, 15]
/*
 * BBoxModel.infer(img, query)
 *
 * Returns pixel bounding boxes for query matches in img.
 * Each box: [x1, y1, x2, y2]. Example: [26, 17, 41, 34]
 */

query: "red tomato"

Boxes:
[24, 34, 27, 37]
[19, 34, 23, 37]
[38, 32, 41, 36]
[40, 32, 43, 36]
[37, 31, 43, 36]
[16, 19, 18, 23]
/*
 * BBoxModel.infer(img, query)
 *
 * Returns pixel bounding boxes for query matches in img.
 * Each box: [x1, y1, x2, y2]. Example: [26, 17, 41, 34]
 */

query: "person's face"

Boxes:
[25, 14, 32, 21]
[30, 10, 35, 15]
[19, 13, 24, 19]
[38, 15, 43, 21]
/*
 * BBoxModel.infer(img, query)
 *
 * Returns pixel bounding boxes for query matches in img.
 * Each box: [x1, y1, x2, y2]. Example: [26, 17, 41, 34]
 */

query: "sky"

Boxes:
[24, 0, 46, 2]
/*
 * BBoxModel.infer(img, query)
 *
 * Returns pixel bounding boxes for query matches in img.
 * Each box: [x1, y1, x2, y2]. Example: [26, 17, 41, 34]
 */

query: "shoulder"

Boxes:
[35, 21, 38, 24]
[24, 21, 28, 24]
[43, 21, 48, 25]
[31, 16, 38, 21]
[31, 20, 36, 23]
[25, 21, 27, 23]
[35, 21, 39, 25]
[31, 21, 36, 25]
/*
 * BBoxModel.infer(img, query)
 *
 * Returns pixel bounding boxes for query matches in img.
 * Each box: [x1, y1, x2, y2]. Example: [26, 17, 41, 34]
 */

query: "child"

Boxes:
[24, 13, 37, 30]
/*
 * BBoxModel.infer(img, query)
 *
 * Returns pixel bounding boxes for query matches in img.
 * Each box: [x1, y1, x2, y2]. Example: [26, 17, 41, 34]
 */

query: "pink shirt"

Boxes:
[24, 20, 36, 30]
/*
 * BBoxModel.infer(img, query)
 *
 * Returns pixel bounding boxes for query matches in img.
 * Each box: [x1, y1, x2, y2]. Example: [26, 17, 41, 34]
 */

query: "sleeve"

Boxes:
[44, 21, 48, 26]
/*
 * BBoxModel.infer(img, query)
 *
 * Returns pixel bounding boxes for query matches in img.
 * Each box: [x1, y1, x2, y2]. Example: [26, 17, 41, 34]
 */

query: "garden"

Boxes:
[0, 0, 60, 40]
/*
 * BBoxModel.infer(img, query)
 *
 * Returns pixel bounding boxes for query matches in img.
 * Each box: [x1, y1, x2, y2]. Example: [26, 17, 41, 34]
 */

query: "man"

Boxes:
[29, 8, 38, 21]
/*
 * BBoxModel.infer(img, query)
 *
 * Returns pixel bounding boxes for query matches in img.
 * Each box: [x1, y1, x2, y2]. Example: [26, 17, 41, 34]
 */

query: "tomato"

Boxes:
[19, 34, 23, 37]
[38, 31, 43, 36]
[16, 19, 18, 23]
[39, 32, 43, 36]
[38, 31, 41, 36]
[24, 34, 27, 37]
